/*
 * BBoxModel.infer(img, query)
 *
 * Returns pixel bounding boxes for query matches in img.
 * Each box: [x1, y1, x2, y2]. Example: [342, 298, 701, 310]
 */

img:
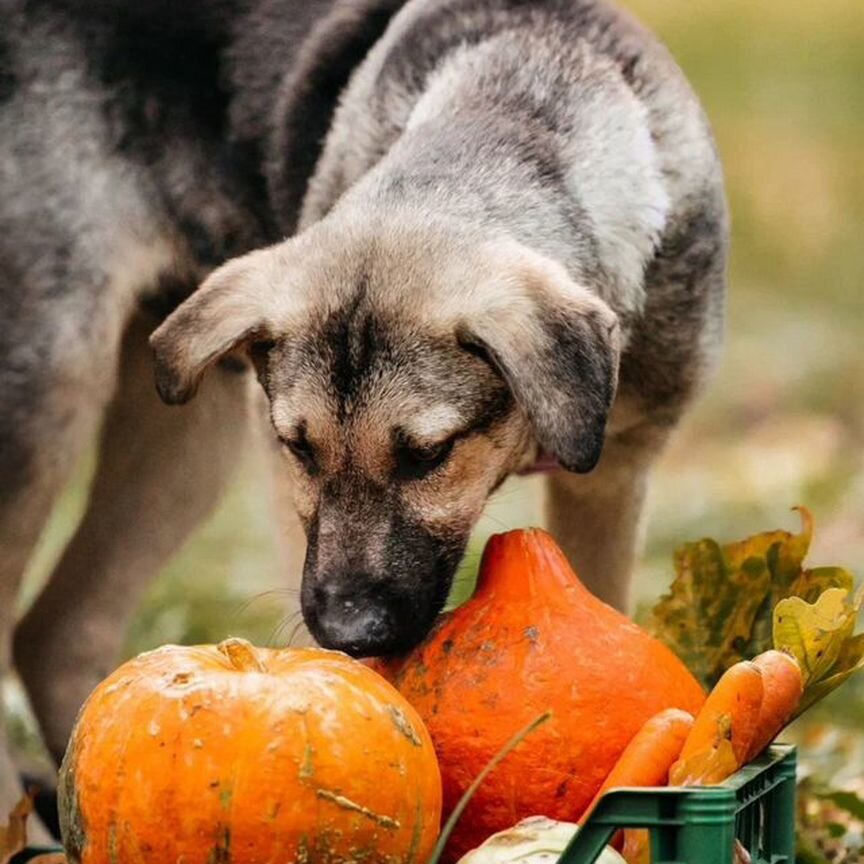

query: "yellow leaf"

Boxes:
[773, 588, 857, 684]
[789, 566, 855, 604]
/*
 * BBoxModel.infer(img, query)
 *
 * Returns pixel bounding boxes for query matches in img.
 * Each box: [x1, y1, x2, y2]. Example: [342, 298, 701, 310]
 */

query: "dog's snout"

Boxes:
[305, 579, 398, 657]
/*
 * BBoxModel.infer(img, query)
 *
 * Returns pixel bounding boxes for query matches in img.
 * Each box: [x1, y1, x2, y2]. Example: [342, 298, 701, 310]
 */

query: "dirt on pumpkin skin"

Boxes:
[206, 826, 232, 864]
[386, 705, 423, 747]
[315, 790, 401, 830]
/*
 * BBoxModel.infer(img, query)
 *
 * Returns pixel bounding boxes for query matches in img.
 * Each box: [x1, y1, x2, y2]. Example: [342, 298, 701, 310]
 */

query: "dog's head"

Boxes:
[150, 218, 620, 656]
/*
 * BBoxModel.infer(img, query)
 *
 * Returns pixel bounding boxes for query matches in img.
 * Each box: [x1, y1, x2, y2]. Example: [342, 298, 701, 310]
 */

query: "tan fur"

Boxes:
[400, 419, 534, 531]
[270, 345, 532, 536]
[153, 224, 573, 539]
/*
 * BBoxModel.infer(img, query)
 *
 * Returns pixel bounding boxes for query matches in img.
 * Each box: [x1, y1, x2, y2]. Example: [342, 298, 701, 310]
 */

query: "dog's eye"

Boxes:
[280, 429, 318, 474]
[395, 438, 455, 480]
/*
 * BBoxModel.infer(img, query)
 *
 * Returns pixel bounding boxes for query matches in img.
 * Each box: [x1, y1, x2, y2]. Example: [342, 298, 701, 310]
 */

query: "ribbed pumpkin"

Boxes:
[59, 638, 441, 864]
[370, 529, 706, 862]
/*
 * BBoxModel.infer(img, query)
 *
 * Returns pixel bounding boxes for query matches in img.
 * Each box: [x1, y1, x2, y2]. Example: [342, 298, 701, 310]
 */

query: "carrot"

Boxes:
[621, 828, 650, 864]
[670, 661, 764, 785]
[745, 651, 803, 761]
[581, 708, 694, 823]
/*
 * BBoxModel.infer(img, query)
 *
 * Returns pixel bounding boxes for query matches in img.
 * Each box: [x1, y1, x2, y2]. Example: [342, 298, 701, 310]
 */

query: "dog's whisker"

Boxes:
[491, 487, 536, 500]
[286, 618, 311, 648]
[229, 590, 289, 621]
[478, 515, 510, 531]
[266, 610, 303, 647]
[265, 620, 286, 648]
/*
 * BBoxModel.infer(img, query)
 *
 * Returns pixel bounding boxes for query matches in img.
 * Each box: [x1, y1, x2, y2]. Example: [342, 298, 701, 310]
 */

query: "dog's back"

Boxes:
[288, 0, 728, 418]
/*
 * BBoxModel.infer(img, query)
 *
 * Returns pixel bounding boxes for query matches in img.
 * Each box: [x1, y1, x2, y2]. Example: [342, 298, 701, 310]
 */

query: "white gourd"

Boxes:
[457, 817, 627, 864]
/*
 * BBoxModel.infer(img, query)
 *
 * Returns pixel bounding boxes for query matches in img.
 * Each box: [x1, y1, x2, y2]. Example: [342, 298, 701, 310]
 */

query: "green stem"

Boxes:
[426, 711, 553, 864]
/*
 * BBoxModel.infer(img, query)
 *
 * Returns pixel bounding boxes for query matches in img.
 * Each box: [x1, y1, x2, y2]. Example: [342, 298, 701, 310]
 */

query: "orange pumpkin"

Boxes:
[370, 529, 706, 862]
[59, 638, 441, 864]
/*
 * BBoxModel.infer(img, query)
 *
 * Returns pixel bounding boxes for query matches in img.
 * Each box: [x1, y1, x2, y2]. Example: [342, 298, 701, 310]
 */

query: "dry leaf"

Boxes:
[789, 566, 855, 604]
[0, 794, 65, 864]
[652, 507, 862, 707]
[0, 796, 33, 864]
[651, 508, 814, 689]
[733, 840, 752, 864]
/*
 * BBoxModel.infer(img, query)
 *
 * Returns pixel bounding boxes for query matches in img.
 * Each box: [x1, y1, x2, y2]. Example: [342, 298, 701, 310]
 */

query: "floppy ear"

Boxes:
[459, 248, 621, 473]
[149, 247, 292, 405]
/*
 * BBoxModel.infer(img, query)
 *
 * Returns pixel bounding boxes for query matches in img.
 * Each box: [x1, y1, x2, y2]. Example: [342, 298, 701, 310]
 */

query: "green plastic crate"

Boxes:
[559, 745, 796, 864]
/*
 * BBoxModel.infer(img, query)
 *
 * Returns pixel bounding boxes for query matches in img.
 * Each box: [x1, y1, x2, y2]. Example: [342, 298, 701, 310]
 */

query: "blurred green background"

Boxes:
[8, 0, 863, 841]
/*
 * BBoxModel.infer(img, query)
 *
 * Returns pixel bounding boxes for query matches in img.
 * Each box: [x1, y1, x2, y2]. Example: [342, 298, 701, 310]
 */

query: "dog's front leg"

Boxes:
[544, 420, 671, 613]
[12, 317, 268, 764]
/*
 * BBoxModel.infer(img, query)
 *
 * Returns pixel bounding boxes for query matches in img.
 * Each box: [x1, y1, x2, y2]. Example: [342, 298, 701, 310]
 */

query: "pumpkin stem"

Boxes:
[217, 638, 267, 672]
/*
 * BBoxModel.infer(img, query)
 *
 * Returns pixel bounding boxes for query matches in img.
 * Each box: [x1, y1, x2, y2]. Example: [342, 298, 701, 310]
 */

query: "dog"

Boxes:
[0, 0, 727, 825]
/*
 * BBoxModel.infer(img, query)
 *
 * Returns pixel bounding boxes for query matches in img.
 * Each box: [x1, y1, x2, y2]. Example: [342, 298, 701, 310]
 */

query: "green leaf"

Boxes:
[773, 588, 856, 684]
[651, 538, 766, 688]
[651, 509, 812, 689]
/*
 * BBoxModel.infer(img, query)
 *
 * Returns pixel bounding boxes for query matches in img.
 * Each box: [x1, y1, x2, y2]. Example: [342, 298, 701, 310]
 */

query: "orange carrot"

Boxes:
[669, 736, 739, 785]
[670, 661, 764, 785]
[745, 650, 803, 761]
[581, 708, 694, 822]
[621, 829, 651, 864]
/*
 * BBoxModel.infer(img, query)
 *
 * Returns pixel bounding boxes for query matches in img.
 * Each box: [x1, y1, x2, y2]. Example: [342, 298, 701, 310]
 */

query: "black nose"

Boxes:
[306, 582, 399, 657]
